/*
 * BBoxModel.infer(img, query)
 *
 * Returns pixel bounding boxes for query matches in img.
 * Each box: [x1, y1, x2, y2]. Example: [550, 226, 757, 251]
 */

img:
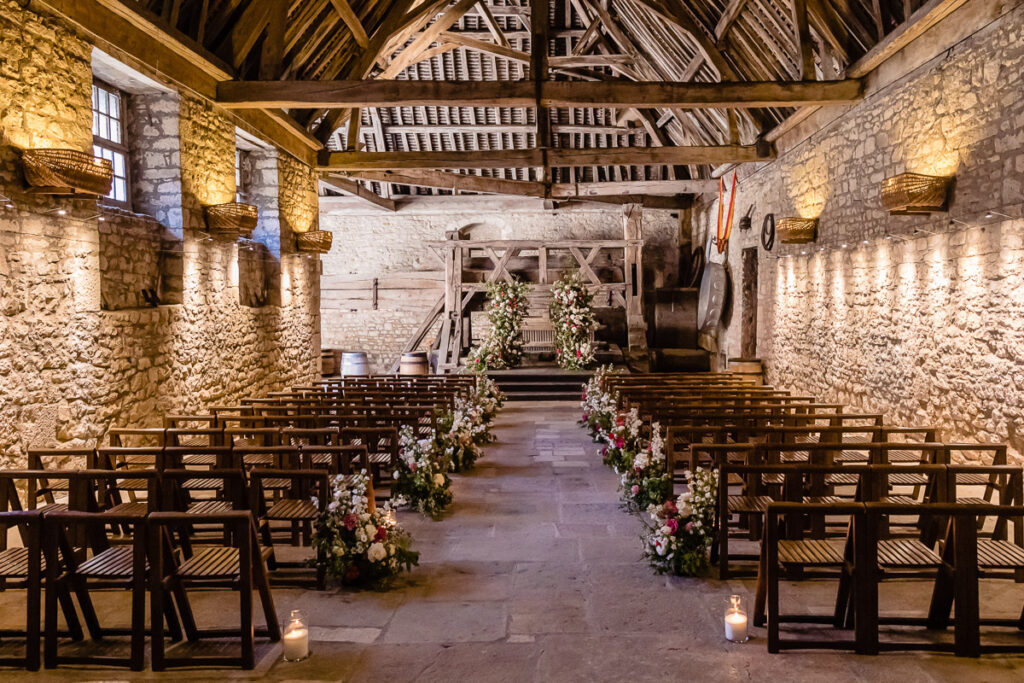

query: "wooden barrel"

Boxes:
[728, 357, 763, 385]
[341, 351, 369, 376]
[321, 348, 342, 376]
[399, 352, 429, 376]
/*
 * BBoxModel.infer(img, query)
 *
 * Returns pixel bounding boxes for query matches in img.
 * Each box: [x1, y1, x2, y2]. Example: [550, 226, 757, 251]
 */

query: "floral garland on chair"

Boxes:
[581, 365, 618, 441]
[466, 278, 531, 371]
[620, 422, 673, 512]
[642, 467, 717, 576]
[550, 271, 596, 369]
[312, 472, 419, 587]
[393, 425, 453, 519]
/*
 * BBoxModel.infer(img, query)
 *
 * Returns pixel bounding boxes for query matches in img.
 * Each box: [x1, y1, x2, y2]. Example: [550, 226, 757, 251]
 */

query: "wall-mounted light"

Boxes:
[21, 148, 113, 196]
[777, 217, 819, 244]
[204, 202, 258, 241]
[296, 230, 333, 254]
[880, 172, 952, 215]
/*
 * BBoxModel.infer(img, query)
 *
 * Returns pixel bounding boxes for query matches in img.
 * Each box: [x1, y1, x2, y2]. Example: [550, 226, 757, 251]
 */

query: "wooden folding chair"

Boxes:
[149, 511, 280, 670]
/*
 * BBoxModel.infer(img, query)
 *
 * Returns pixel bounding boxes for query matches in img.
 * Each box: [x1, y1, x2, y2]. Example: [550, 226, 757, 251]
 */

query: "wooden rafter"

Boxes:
[320, 175, 398, 211]
[328, 0, 370, 49]
[218, 78, 863, 109]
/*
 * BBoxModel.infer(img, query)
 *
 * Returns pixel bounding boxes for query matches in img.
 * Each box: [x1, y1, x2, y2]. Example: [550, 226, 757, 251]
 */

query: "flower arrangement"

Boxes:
[393, 425, 453, 518]
[642, 467, 718, 576]
[312, 472, 419, 587]
[600, 408, 644, 472]
[550, 271, 596, 370]
[436, 396, 489, 472]
[620, 422, 673, 512]
[466, 278, 531, 371]
[472, 374, 505, 425]
[581, 365, 617, 441]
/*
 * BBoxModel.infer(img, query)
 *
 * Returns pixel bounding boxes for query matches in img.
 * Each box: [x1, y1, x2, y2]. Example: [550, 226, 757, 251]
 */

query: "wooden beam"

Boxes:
[474, 1, 510, 48]
[715, 0, 750, 42]
[342, 169, 547, 196]
[227, 0, 275, 68]
[320, 145, 772, 171]
[379, 0, 479, 79]
[328, 0, 370, 48]
[552, 180, 719, 196]
[439, 31, 531, 63]
[547, 54, 635, 68]
[531, 0, 551, 189]
[218, 78, 863, 109]
[792, 0, 816, 80]
[847, 0, 971, 77]
[320, 175, 398, 211]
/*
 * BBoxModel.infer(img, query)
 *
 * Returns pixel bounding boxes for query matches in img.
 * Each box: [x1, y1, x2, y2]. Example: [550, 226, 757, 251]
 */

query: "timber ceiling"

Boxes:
[130, 0, 922, 207]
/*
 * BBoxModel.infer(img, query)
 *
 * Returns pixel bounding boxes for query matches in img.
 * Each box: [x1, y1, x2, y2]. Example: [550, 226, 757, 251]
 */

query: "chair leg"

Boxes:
[240, 556, 255, 669]
[26, 560, 41, 671]
[753, 542, 768, 628]
[254, 552, 281, 641]
[834, 563, 852, 629]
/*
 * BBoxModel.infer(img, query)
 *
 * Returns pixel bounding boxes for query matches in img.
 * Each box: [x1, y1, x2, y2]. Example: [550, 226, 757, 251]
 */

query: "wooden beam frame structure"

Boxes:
[217, 78, 863, 110]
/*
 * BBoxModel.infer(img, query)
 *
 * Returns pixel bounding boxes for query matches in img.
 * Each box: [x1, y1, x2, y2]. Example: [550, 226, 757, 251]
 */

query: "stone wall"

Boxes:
[320, 198, 680, 372]
[696, 5, 1024, 461]
[0, 1, 321, 468]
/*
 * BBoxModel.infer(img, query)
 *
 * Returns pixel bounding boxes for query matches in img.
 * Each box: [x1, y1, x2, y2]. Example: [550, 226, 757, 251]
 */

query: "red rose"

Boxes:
[343, 514, 359, 530]
[375, 525, 387, 541]
[345, 565, 360, 582]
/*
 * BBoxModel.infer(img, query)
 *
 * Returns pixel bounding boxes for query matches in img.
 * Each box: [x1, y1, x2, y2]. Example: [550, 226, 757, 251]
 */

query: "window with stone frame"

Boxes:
[236, 148, 253, 203]
[92, 80, 131, 208]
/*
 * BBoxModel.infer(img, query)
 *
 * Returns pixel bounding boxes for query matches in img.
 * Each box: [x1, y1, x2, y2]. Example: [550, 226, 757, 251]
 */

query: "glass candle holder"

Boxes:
[282, 609, 310, 661]
[724, 595, 748, 642]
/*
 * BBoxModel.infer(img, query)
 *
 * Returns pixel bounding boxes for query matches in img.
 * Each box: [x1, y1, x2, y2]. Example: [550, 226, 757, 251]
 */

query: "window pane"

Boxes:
[110, 117, 121, 144]
[97, 88, 108, 115]
[114, 178, 127, 203]
[113, 152, 125, 177]
[108, 91, 120, 119]
[100, 115, 110, 141]
[92, 111, 100, 136]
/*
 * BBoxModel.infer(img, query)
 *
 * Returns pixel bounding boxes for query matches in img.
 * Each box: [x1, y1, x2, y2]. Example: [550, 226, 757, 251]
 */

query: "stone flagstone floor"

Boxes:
[7, 400, 1024, 681]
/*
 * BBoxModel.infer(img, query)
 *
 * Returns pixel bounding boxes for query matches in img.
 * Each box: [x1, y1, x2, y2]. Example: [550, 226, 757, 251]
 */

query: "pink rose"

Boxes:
[343, 514, 358, 531]
[631, 485, 640, 495]
[685, 521, 694, 533]
[615, 438, 625, 449]
[666, 518, 679, 534]
[664, 500, 678, 515]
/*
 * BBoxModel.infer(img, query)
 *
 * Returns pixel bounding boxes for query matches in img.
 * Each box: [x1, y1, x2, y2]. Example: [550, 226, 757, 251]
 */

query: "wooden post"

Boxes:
[623, 204, 648, 359]
[439, 230, 461, 372]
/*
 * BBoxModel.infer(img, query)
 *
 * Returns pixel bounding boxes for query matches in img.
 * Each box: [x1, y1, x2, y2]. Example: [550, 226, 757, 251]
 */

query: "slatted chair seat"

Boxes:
[835, 451, 870, 463]
[956, 473, 996, 486]
[728, 495, 774, 513]
[182, 477, 225, 491]
[178, 546, 241, 579]
[0, 547, 46, 577]
[726, 472, 744, 486]
[77, 547, 145, 579]
[103, 501, 149, 516]
[261, 477, 292, 490]
[38, 479, 71, 492]
[878, 495, 920, 505]
[188, 499, 235, 515]
[976, 540, 1024, 569]
[369, 452, 392, 465]
[265, 499, 318, 521]
[781, 452, 809, 462]
[181, 452, 219, 466]
[877, 539, 941, 568]
[887, 449, 927, 463]
[887, 472, 930, 486]
[826, 472, 860, 485]
[117, 477, 151, 491]
[37, 502, 68, 514]
[777, 539, 845, 566]
[804, 495, 845, 504]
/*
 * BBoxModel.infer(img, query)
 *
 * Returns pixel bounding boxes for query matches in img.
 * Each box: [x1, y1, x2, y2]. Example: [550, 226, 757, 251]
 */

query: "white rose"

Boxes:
[367, 542, 387, 563]
[364, 523, 376, 538]
[433, 473, 445, 487]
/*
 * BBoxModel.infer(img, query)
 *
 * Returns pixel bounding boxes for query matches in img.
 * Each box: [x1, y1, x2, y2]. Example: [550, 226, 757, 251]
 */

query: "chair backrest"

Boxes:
[157, 469, 249, 513]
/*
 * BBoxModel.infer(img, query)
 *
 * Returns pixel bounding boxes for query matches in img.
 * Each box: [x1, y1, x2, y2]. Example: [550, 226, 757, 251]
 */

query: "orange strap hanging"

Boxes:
[717, 172, 737, 253]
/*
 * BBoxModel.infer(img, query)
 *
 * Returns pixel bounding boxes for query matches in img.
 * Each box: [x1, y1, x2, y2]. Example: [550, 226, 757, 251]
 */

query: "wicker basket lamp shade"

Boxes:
[204, 202, 259, 238]
[880, 173, 952, 215]
[296, 230, 333, 254]
[22, 149, 113, 196]
[777, 217, 819, 244]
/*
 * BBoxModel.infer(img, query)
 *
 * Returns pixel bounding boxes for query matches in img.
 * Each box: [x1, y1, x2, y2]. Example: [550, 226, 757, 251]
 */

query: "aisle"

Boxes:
[258, 401, 1019, 682]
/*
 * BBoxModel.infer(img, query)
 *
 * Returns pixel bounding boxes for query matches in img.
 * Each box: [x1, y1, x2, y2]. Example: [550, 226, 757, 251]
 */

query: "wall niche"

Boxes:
[98, 210, 182, 310]
[238, 241, 281, 308]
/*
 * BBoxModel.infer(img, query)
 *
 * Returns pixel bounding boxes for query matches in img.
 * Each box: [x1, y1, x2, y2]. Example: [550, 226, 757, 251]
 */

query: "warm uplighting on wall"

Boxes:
[880, 173, 953, 215]
[778, 217, 819, 244]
